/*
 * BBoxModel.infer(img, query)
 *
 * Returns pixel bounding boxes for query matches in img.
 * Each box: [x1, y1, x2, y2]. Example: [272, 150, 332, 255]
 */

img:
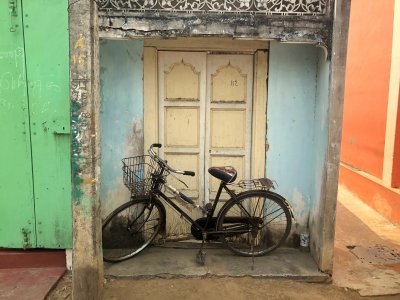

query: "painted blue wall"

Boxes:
[267, 42, 330, 230]
[99, 40, 144, 217]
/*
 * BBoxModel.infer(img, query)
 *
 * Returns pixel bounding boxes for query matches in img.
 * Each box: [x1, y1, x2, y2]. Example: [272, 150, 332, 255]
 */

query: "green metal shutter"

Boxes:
[0, 0, 72, 248]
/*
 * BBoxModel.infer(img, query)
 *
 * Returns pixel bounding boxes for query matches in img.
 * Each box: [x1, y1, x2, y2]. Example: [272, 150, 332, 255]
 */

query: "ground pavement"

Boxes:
[46, 185, 400, 299]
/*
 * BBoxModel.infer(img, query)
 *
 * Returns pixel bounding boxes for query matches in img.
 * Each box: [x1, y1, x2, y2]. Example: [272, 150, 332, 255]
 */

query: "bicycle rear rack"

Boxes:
[230, 178, 276, 190]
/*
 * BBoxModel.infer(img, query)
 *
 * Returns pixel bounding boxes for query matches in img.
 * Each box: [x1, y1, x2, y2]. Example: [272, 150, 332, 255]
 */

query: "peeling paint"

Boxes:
[75, 35, 84, 49]
[291, 187, 308, 225]
[98, 13, 332, 57]
[83, 178, 96, 184]
[99, 40, 144, 216]
[71, 77, 87, 205]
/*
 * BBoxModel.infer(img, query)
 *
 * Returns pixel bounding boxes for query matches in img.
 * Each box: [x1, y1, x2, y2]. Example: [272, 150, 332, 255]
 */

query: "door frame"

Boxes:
[144, 38, 268, 184]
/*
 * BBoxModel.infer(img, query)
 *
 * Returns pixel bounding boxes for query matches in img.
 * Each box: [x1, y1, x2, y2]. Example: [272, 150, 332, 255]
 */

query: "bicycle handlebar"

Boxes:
[149, 143, 196, 177]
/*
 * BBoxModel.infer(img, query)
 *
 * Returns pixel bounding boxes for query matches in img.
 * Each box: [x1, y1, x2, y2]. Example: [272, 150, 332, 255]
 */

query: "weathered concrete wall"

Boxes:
[99, 14, 332, 54]
[99, 40, 144, 217]
[267, 42, 329, 233]
[310, 49, 330, 256]
[311, 0, 351, 273]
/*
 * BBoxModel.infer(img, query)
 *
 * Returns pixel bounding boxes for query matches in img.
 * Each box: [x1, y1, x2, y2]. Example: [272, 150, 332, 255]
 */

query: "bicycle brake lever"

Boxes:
[169, 171, 189, 188]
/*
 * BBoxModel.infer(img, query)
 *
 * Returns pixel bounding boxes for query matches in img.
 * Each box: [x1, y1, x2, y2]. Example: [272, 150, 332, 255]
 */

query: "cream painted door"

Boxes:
[158, 51, 253, 239]
[205, 55, 253, 203]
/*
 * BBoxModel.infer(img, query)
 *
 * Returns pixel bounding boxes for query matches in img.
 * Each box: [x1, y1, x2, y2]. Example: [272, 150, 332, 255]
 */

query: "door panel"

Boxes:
[21, 0, 71, 248]
[211, 63, 248, 103]
[165, 61, 200, 100]
[0, 0, 36, 248]
[164, 153, 199, 194]
[206, 55, 253, 201]
[165, 107, 200, 147]
[210, 109, 246, 149]
[158, 52, 206, 239]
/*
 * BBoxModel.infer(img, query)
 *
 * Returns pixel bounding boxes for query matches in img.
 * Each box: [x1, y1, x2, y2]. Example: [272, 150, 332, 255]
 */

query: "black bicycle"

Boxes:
[102, 143, 293, 263]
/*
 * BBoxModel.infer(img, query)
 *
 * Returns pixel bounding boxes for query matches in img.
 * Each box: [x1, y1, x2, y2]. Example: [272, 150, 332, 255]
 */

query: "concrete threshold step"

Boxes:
[0, 249, 66, 269]
[105, 247, 329, 282]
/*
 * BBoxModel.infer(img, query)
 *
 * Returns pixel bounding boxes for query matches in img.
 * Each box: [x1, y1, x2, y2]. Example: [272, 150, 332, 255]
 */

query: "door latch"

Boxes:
[48, 119, 70, 135]
[9, 0, 18, 32]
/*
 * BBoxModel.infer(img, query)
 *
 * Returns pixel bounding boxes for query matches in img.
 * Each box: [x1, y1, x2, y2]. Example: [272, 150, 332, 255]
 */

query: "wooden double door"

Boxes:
[144, 44, 268, 239]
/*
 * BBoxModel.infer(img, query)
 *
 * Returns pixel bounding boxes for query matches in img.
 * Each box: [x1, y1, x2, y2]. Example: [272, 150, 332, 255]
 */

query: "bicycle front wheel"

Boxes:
[217, 190, 291, 257]
[102, 196, 165, 263]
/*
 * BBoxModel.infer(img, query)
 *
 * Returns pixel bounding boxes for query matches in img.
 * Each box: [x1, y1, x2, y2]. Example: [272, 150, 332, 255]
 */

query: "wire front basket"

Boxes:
[122, 155, 162, 197]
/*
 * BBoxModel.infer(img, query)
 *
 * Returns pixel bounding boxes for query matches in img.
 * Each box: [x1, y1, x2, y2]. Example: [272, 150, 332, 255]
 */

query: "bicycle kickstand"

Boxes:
[196, 232, 207, 265]
[250, 230, 257, 271]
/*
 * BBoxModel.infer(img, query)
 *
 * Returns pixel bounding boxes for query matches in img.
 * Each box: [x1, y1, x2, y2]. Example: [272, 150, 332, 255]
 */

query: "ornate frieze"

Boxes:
[96, 0, 327, 15]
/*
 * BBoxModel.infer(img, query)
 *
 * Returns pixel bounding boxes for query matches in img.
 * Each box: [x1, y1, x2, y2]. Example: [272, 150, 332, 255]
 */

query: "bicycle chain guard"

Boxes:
[191, 217, 219, 240]
[191, 216, 263, 240]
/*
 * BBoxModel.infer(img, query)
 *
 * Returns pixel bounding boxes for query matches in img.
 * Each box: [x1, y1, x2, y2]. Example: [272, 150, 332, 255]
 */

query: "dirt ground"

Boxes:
[46, 273, 400, 300]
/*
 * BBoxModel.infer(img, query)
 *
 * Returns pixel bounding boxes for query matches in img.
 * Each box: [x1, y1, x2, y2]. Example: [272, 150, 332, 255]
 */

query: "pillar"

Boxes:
[68, 0, 103, 298]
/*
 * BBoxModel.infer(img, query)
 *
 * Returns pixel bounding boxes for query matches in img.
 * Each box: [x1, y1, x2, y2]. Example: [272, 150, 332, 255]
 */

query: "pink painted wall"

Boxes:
[341, 0, 395, 178]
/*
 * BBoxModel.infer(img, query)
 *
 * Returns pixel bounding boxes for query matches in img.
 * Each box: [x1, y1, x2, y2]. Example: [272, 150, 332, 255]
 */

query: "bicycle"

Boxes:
[102, 143, 294, 264]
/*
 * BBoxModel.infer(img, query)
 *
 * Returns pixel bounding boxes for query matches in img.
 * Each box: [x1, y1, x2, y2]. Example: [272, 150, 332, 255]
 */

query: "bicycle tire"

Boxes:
[216, 190, 292, 257]
[102, 196, 165, 263]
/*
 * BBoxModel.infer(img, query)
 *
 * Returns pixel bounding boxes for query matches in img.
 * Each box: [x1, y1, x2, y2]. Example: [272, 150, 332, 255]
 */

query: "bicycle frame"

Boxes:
[150, 169, 257, 237]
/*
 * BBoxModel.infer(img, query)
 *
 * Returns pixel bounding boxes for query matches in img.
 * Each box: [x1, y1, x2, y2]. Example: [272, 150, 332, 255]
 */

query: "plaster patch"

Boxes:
[101, 178, 130, 218]
[83, 178, 96, 184]
[75, 35, 84, 49]
[125, 119, 144, 157]
[291, 187, 310, 227]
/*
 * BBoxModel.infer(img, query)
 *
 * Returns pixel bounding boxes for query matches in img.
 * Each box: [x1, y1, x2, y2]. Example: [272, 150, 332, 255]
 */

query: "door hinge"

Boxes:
[9, 0, 18, 32]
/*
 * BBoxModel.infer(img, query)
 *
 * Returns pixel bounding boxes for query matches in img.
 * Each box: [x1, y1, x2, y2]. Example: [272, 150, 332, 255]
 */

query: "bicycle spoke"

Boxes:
[217, 191, 291, 257]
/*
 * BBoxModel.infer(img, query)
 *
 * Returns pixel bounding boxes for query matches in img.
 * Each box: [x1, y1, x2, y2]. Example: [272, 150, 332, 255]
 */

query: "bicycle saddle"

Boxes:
[208, 166, 237, 183]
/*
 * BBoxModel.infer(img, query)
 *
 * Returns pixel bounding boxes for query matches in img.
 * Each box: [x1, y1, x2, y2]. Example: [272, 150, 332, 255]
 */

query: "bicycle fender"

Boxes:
[266, 190, 295, 220]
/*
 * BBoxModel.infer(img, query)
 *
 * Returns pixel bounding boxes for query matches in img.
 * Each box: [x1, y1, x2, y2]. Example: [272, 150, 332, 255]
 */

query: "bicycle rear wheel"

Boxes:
[217, 190, 291, 257]
[102, 196, 165, 263]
